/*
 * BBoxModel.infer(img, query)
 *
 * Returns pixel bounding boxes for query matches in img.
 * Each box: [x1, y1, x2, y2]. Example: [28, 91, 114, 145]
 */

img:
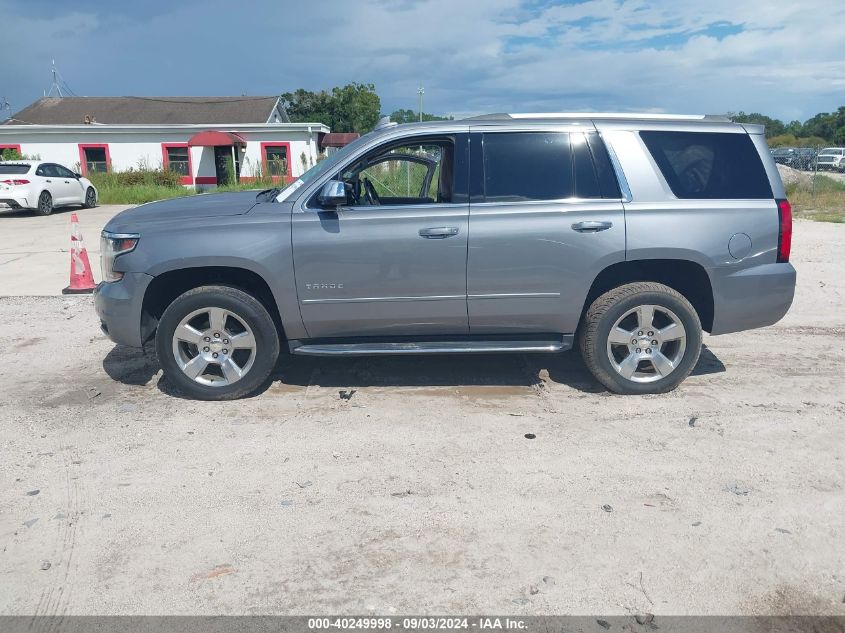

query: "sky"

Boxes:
[1, 0, 843, 123]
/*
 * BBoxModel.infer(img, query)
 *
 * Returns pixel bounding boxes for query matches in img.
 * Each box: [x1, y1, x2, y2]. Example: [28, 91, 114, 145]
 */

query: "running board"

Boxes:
[291, 336, 572, 356]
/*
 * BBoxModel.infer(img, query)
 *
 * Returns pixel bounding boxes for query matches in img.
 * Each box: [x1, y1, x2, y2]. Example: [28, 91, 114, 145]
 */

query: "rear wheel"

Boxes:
[35, 191, 53, 216]
[83, 187, 96, 208]
[579, 282, 702, 395]
[155, 285, 280, 400]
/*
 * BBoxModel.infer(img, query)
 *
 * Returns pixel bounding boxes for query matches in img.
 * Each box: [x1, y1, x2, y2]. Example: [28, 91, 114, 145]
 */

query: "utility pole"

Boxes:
[417, 85, 424, 122]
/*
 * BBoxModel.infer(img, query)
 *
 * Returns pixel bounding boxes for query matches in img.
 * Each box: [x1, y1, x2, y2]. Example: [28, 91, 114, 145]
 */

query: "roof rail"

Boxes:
[464, 112, 731, 122]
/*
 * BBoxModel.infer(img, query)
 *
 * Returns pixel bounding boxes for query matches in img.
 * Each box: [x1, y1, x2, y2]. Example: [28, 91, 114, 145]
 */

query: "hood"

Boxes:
[105, 190, 262, 233]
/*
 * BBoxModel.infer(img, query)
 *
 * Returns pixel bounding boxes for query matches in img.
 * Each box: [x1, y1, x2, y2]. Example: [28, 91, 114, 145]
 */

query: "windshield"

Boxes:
[275, 133, 374, 202]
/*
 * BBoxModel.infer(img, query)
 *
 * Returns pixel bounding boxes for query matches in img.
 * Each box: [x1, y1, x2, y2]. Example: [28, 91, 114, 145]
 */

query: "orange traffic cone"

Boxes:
[62, 212, 97, 294]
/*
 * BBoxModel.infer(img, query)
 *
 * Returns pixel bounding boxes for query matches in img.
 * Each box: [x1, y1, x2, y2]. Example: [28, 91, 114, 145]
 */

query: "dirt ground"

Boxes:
[0, 205, 132, 295]
[0, 220, 843, 616]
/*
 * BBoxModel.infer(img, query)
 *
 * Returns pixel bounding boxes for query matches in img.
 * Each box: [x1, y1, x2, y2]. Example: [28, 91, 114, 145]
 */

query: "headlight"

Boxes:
[100, 231, 139, 282]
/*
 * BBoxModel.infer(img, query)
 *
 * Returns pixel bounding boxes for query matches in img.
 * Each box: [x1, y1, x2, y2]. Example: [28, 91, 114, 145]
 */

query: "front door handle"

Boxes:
[572, 220, 613, 233]
[419, 227, 459, 239]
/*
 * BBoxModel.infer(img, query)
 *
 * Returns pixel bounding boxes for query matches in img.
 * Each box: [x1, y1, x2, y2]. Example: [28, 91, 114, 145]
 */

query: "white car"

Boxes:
[0, 161, 98, 215]
[816, 147, 845, 172]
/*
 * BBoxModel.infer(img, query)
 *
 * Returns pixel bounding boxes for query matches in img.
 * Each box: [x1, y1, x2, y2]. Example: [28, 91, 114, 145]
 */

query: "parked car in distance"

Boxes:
[815, 147, 845, 171]
[771, 147, 798, 167]
[793, 147, 819, 171]
[95, 113, 796, 400]
[0, 161, 98, 215]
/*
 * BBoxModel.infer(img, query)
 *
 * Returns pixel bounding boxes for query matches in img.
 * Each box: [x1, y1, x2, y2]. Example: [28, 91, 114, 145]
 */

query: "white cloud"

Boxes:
[1, 0, 843, 122]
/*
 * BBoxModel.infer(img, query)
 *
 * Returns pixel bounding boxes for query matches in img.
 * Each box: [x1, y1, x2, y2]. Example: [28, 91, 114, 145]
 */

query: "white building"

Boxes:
[0, 96, 347, 188]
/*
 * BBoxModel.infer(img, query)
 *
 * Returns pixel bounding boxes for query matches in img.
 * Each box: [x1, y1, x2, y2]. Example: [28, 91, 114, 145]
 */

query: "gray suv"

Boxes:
[95, 113, 796, 400]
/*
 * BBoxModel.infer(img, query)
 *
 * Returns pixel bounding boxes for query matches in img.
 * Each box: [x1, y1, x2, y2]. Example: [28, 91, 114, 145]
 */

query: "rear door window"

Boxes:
[482, 132, 573, 202]
[640, 131, 772, 199]
[481, 132, 622, 202]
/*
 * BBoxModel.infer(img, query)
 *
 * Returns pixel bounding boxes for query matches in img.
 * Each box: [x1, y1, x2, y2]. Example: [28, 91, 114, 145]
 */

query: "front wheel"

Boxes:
[579, 282, 702, 395]
[83, 187, 97, 208]
[155, 285, 280, 400]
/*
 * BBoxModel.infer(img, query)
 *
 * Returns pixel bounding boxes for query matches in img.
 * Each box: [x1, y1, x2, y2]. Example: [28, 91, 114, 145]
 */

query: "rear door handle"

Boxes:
[45, 179, 52, 183]
[419, 227, 459, 239]
[572, 220, 613, 233]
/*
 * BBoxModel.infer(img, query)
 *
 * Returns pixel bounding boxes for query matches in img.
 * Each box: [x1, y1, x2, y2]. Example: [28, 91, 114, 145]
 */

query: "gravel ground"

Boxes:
[0, 220, 843, 616]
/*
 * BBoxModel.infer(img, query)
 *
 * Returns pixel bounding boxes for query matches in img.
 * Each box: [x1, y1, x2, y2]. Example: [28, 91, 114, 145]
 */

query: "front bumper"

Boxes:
[710, 263, 796, 335]
[94, 272, 154, 347]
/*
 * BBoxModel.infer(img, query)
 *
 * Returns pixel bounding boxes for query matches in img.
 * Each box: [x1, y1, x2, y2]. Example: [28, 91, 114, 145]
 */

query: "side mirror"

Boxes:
[74, 172, 82, 179]
[317, 180, 346, 208]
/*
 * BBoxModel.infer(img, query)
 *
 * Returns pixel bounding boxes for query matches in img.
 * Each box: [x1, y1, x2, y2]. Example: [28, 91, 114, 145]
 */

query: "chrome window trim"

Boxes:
[469, 197, 626, 208]
[601, 134, 633, 202]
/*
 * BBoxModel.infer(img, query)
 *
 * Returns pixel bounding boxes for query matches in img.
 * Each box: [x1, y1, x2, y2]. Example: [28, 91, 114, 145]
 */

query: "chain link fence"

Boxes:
[772, 144, 845, 221]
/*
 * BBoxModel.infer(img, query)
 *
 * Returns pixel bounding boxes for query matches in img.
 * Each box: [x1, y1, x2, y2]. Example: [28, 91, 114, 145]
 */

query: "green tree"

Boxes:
[729, 112, 786, 138]
[389, 109, 454, 123]
[280, 83, 381, 134]
[331, 83, 381, 133]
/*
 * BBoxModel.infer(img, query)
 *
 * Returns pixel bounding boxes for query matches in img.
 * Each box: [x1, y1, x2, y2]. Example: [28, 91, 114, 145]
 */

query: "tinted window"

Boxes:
[38, 164, 59, 177]
[55, 165, 76, 178]
[0, 164, 30, 175]
[572, 133, 601, 198]
[483, 132, 573, 202]
[586, 133, 622, 198]
[640, 131, 772, 199]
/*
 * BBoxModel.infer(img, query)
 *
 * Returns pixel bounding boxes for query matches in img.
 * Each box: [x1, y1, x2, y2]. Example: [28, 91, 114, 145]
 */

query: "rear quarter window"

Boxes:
[640, 131, 772, 199]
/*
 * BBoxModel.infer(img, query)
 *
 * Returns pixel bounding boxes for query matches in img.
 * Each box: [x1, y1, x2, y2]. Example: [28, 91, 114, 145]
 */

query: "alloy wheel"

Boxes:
[171, 306, 257, 387]
[605, 303, 687, 383]
[39, 192, 52, 214]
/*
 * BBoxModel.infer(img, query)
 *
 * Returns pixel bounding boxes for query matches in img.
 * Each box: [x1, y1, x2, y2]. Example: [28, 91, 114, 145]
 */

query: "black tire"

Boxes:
[578, 282, 702, 395]
[83, 187, 97, 208]
[35, 191, 53, 216]
[155, 285, 280, 400]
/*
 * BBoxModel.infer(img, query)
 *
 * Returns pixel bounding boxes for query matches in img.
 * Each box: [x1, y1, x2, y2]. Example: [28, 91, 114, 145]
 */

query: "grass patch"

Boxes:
[89, 168, 190, 204]
[786, 174, 845, 223]
[215, 182, 275, 193]
[86, 163, 288, 204]
[95, 184, 192, 205]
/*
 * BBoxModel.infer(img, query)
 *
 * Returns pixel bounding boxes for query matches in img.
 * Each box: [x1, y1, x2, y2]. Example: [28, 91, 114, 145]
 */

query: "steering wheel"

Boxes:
[363, 177, 381, 205]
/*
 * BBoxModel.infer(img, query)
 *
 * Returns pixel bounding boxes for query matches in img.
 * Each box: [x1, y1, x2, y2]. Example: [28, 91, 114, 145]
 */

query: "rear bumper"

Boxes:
[0, 196, 29, 209]
[710, 263, 796, 335]
[94, 272, 154, 347]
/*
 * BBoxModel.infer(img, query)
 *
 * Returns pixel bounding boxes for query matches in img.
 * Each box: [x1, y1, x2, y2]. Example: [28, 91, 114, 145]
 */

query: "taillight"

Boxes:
[776, 199, 792, 263]
[0, 179, 30, 185]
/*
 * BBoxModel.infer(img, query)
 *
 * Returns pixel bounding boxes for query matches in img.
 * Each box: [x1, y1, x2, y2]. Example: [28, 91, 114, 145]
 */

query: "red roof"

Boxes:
[188, 130, 247, 146]
[320, 132, 359, 148]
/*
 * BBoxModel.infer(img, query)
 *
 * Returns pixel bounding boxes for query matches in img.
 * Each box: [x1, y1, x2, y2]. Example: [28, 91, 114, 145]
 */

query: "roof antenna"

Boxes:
[47, 60, 64, 97]
[46, 60, 76, 98]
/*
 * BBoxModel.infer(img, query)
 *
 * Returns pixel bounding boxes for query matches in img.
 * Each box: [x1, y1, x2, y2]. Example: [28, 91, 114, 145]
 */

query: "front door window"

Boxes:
[331, 139, 455, 208]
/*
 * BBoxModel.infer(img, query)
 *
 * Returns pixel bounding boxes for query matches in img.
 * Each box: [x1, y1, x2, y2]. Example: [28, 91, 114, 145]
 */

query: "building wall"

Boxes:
[0, 125, 326, 188]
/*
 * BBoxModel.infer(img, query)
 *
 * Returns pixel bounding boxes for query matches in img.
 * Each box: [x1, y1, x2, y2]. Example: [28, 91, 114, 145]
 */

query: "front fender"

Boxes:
[115, 212, 306, 340]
